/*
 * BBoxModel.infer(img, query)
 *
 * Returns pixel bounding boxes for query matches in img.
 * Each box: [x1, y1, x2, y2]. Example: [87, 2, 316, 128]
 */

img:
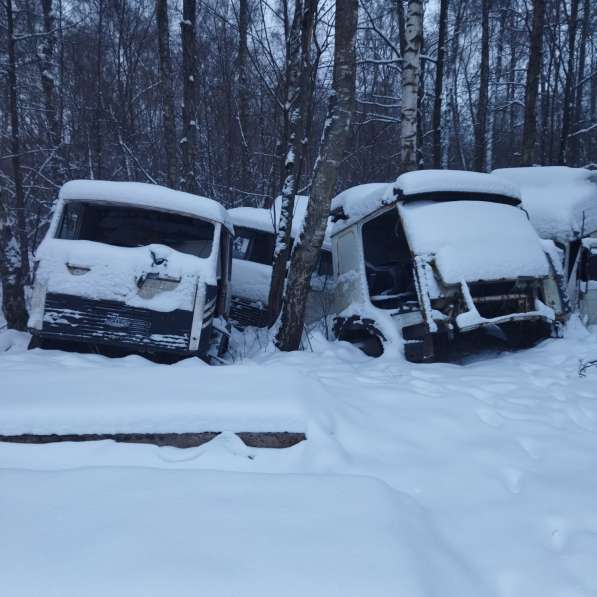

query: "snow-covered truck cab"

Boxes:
[228, 197, 333, 328]
[28, 180, 233, 360]
[492, 167, 597, 326]
[329, 171, 566, 362]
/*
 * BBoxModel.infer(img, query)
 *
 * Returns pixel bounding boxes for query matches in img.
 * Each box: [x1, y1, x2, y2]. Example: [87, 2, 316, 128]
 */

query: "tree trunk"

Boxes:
[266, 0, 316, 325]
[432, 0, 448, 168]
[521, 0, 545, 166]
[180, 0, 199, 193]
[2, 0, 29, 330]
[93, 0, 104, 179]
[559, 0, 579, 164]
[400, 0, 423, 173]
[40, 0, 61, 169]
[570, 0, 590, 164]
[156, 0, 178, 187]
[473, 0, 490, 171]
[276, 0, 358, 351]
[237, 0, 251, 192]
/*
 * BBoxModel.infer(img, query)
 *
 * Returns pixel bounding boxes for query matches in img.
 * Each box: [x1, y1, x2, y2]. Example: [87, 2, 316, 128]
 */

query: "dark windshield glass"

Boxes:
[58, 202, 214, 258]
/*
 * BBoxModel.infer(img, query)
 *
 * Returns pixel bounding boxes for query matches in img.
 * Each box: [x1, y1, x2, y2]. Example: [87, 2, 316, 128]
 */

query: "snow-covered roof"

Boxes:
[59, 180, 232, 231]
[331, 171, 521, 234]
[229, 194, 332, 250]
[396, 170, 521, 203]
[399, 200, 549, 284]
[491, 167, 597, 242]
[330, 183, 394, 234]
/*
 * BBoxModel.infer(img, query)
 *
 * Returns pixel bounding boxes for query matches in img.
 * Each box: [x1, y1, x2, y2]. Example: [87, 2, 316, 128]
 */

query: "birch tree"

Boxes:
[399, 0, 423, 173]
[156, 0, 178, 187]
[276, 0, 358, 351]
[180, 0, 199, 193]
[266, 0, 317, 325]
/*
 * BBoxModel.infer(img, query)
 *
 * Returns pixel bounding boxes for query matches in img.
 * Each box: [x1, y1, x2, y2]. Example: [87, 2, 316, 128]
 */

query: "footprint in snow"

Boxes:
[502, 467, 523, 494]
[476, 407, 503, 428]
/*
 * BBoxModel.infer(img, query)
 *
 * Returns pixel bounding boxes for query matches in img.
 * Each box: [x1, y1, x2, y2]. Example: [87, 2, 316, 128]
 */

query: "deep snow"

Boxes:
[1, 323, 597, 596]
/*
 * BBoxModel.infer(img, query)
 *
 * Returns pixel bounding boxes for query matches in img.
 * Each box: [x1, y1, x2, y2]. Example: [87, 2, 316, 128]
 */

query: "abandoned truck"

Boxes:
[329, 170, 567, 362]
[492, 166, 597, 325]
[229, 196, 334, 328]
[28, 180, 233, 360]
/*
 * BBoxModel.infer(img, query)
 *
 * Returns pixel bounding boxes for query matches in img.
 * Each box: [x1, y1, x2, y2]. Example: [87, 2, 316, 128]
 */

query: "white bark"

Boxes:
[400, 0, 423, 173]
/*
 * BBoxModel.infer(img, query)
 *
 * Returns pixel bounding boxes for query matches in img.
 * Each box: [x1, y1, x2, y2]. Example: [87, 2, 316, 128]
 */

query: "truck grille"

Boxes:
[230, 297, 268, 328]
[40, 293, 193, 353]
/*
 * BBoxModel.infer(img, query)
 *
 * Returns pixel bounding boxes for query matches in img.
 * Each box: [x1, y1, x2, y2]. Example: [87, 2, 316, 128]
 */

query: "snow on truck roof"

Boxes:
[331, 170, 521, 234]
[59, 180, 233, 231]
[491, 167, 597, 242]
[229, 195, 332, 250]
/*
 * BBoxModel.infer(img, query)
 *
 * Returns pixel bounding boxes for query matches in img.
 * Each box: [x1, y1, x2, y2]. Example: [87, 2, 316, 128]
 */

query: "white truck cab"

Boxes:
[492, 166, 597, 326]
[28, 180, 233, 360]
[228, 196, 334, 328]
[329, 171, 566, 362]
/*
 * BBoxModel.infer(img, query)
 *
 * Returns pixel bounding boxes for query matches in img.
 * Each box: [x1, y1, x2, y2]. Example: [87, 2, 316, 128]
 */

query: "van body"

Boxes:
[492, 167, 597, 326]
[329, 171, 566, 362]
[228, 197, 334, 328]
[28, 180, 233, 359]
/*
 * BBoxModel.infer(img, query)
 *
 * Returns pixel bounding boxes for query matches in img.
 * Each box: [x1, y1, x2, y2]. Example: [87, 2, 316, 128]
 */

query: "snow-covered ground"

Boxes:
[1, 323, 597, 596]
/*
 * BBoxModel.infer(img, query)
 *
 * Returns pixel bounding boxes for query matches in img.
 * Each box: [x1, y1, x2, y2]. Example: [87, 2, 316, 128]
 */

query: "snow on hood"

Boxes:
[230, 194, 332, 250]
[59, 180, 233, 232]
[491, 167, 597, 242]
[331, 172, 520, 235]
[35, 239, 214, 311]
[399, 200, 550, 284]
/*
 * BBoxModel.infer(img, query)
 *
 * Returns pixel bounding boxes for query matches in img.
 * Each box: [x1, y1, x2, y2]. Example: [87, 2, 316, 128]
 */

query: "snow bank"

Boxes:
[59, 179, 232, 230]
[491, 167, 597, 242]
[399, 200, 549, 284]
[35, 238, 214, 310]
[2, 328, 597, 597]
[0, 469, 473, 597]
[0, 349, 307, 435]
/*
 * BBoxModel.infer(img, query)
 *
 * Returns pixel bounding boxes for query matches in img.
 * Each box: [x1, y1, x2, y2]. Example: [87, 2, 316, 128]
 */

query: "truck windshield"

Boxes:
[57, 202, 214, 258]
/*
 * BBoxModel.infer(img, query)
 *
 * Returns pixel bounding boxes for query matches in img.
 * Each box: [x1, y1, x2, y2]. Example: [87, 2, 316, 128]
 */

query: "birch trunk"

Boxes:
[156, 0, 178, 188]
[521, 0, 545, 166]
[400, 0, 423, 173]
[180, 0, 199, 193]
[266, 0, 316, 325]
[276, 0, 358, 351]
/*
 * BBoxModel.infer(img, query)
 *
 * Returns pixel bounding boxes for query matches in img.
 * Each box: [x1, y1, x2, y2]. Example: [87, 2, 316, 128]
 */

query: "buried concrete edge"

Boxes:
[0, 432, 306, 449]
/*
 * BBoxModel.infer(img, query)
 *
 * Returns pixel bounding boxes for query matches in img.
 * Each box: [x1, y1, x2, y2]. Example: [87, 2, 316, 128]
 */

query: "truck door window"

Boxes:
[362, 209, 414, 308]
[232, 227, 275, 265]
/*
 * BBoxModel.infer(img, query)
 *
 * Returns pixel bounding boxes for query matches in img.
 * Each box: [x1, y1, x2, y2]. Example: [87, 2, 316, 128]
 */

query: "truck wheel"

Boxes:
[339, 329, 384, 357]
